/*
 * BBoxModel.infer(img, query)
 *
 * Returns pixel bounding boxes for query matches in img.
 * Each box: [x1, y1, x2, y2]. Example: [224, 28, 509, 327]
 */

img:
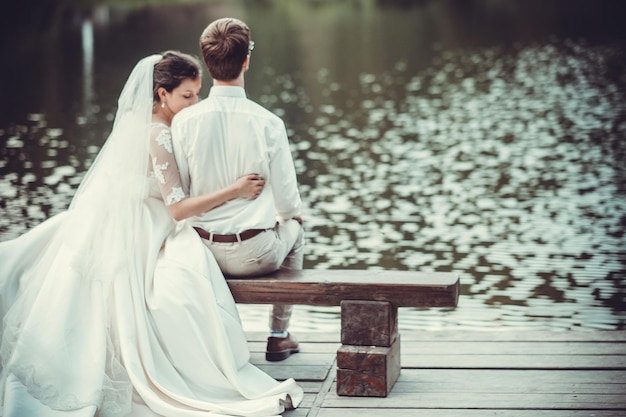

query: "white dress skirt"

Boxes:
[0, 165, 302, 417]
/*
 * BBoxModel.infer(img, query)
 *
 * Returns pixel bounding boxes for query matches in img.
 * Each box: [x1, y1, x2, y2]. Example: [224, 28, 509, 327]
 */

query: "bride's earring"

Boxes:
[161, 102, 165, 109]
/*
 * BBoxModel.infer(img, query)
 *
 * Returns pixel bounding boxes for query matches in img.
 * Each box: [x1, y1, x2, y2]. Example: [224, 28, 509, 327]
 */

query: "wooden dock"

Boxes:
[247, 330, 626, 417]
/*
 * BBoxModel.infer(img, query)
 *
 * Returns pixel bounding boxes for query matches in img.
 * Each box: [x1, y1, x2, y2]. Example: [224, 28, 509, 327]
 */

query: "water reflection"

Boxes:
[288, 38, 626, 330]
[81, 18, 95, 122]
[1, 0, 625, 332]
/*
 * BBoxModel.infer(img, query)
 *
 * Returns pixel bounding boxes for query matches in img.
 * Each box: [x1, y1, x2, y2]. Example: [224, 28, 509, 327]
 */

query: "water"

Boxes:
[1, 0, 625, 332]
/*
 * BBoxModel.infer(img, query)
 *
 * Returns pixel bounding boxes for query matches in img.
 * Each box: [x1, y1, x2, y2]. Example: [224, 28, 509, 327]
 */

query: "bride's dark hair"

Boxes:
[152, 51, 201, 104]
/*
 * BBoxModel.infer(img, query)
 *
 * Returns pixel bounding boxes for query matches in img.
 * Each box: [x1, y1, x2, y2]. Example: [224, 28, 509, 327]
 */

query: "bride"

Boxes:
[0, 51, 303, 417]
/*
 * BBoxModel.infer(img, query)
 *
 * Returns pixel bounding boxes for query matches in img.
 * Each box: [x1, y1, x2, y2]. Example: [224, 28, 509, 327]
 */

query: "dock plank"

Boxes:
[401, 341, 626, 355]
[254, 364, 331, 381]
[251, 330, 626, 416]
[397, 369, 626, 384]
[322, 391, 626, 409]
[402, 354, 626, 369]
[314, 410, 626, 417]
[397, 330, 626, 342]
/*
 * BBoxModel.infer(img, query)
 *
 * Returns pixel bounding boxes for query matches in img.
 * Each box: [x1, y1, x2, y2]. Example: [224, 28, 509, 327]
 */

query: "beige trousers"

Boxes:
[201, 219, 304, 332]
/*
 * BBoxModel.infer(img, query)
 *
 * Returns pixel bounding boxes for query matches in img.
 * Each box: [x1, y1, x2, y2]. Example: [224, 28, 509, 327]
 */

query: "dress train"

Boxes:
[0, 196, 302, 416]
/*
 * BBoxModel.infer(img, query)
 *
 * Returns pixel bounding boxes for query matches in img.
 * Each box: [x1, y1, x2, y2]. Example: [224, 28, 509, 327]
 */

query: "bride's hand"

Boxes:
[235, 174, 265, 199]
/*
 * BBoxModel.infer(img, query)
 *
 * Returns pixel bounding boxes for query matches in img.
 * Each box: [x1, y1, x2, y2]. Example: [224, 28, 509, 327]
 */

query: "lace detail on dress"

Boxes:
[154, 127, 173, 153]
[8, 363, 102, 410]
[1, 323, 133, 417]
[167, 187, 185, 205]
[152, 156, 169, 184]
[149, 123, 187, 205]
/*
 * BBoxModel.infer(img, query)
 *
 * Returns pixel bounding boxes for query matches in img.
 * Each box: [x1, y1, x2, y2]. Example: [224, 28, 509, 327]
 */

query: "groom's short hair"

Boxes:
[199, 17, 251, 81]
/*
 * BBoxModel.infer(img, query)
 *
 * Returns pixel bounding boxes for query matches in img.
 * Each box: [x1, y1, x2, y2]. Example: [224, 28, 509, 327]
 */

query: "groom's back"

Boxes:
[172, 86, 300, 234]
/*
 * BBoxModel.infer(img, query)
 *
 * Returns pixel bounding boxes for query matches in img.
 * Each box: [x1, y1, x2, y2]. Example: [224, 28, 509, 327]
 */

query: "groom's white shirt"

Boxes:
[171, 85, 301, 234]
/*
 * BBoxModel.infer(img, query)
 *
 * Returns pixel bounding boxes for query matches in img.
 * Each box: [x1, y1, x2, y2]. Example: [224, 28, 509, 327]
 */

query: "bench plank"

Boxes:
[226, 269, 459, 308]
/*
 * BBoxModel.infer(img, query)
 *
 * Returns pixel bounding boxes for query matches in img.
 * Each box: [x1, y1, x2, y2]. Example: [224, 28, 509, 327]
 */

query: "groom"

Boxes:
[171, 17, 304, 362]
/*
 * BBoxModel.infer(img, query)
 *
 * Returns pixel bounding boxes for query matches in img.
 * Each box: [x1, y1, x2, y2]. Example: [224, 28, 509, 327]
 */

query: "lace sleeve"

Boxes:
[149, 125, 187, 205]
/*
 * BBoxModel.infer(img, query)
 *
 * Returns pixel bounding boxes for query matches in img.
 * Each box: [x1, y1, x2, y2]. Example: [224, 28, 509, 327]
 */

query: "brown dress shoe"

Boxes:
[266, 333, 300, 361]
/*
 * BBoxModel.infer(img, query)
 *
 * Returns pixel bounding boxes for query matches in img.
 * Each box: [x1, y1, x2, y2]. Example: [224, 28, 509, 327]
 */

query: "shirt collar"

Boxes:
[208, 85, 247, 98]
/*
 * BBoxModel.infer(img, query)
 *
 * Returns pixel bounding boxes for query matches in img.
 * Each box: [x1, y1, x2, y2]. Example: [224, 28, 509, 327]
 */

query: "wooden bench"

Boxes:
[226, 269, 460, 397]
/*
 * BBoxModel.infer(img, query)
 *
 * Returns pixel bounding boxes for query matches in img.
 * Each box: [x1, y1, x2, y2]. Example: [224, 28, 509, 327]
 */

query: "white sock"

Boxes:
[270, 330, 288, 338]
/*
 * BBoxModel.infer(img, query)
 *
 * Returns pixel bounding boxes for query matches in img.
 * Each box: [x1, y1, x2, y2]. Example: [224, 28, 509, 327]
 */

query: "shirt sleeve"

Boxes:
[149, 125, 188, 206]
[170, 116, 191, 196]
[268, 118, 302, 221]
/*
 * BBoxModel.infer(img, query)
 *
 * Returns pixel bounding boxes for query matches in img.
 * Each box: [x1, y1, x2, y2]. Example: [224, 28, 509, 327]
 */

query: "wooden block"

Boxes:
[336, 336, 401, 397]
[341, 300, 397, 346]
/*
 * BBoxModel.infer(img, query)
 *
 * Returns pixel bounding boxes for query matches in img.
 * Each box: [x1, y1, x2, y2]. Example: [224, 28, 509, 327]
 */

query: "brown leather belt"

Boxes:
[194, 226, 266, 243]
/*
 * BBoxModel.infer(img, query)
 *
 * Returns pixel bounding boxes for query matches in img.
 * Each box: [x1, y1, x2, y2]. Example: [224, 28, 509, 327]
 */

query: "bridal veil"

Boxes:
[0, 54, 161, 415]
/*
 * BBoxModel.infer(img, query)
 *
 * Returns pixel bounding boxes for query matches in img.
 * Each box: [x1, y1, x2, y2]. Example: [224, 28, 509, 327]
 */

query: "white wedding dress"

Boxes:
[0, 55, 302, 417]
